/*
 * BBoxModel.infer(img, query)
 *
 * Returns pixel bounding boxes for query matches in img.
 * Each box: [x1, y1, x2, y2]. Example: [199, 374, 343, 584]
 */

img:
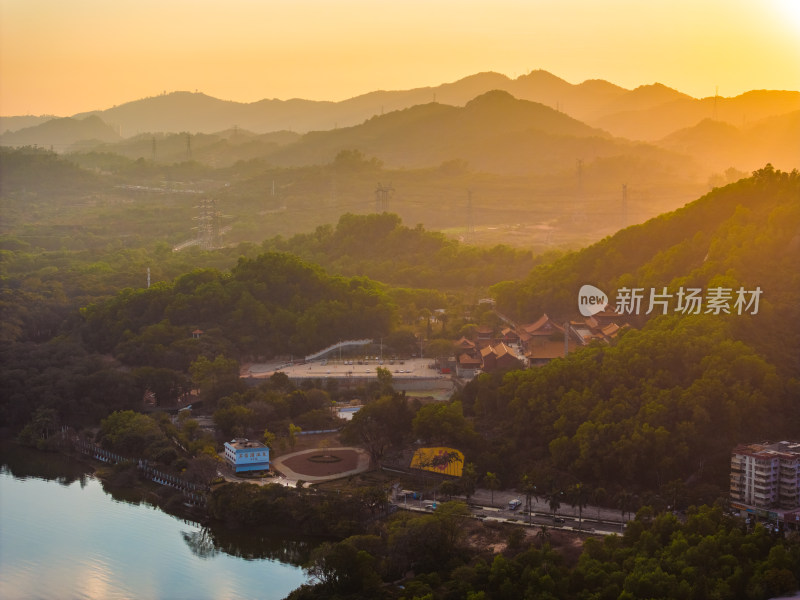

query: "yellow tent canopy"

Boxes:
[410, 447, 464, 477]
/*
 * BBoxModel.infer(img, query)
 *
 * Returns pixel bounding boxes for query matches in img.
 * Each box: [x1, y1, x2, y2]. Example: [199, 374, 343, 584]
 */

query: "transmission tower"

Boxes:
[466, 190, 475, 241]
[193, 198, 221, 250]
[713, 86, 719, 121]
[621, 184, 628, 230]
[375, 183, 394, 212]
[186, 133, 192, 160]
[573, 158, 585, 222]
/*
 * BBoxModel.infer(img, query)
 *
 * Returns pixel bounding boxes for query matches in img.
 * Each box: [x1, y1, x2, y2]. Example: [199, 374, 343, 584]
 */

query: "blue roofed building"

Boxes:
[224, 438, 270, 473]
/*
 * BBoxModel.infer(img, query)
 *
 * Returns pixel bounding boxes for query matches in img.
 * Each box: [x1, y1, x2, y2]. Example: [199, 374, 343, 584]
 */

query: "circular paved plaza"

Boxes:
[271, 447, 370, 483]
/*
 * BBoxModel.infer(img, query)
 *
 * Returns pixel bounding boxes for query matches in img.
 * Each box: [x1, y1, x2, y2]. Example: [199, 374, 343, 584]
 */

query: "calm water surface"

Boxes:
[0, 445, 309, 600]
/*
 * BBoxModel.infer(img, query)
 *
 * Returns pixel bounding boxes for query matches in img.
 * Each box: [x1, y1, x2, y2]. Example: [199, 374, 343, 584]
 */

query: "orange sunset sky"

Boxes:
[1, 0, 799, 117]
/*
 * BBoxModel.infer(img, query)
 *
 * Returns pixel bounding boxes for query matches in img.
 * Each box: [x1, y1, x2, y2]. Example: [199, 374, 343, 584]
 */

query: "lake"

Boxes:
[0, 443, 310, 600]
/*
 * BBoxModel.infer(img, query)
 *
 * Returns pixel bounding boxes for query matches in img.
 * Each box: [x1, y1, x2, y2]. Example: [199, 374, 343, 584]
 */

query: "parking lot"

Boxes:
[246, 357, 456, 394]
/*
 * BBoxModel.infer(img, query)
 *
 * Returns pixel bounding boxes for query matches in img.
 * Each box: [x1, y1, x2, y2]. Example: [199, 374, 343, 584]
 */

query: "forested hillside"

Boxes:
[81, 252, 394, 362]
[263, 212, 543, 290]
[456, 313, 798, 501]
[0, 148, 550, 349]
[492, 165, 800, 375]
[445, 166, 800, 502]
[288, 504, 800, 599]
[1, 165, 797, 509]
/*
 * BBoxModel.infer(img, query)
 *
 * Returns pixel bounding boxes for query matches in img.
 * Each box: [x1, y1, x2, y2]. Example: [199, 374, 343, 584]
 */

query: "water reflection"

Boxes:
[180, 522, 318, 566]
[0, 440, 92, 486]
[202, 525, 317, 565]
[181, 528, 220, 559]
[0, 441, 309, 599]
[2, 440, 317, 566]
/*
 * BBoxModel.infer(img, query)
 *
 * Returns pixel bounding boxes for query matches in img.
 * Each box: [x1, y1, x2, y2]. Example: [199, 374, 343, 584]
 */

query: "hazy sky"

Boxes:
[1, 0, 798, 116]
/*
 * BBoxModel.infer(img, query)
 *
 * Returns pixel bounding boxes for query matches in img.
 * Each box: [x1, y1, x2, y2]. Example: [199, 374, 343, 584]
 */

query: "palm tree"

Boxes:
[485, 472, 499, 506]
[616, 490, 635, 531]
[592, 486, 607, 522]
[461, 462, 478, 502]
[548, 489, 563, 521]
[568, 482, 590, 531]
[536, 524, 551, 547]
[521, 475, 538, 527]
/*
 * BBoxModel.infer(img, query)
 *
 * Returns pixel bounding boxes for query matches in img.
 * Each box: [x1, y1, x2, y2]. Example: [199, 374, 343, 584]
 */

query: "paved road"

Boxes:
[469, 487, 627, 524]
[398, 486, 629, 535]
[396, 502, 624, 536]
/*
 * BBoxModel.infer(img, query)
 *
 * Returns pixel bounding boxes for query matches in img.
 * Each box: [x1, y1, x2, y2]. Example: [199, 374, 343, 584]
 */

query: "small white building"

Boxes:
[224, 438, 270, 474]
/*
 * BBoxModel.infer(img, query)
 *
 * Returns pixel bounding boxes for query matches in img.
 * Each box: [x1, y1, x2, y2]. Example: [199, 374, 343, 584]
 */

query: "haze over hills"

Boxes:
[1, 69, 796, 252]
[0, 115, 122, 149]
[2, 70, 797, 183]
[658, 110, 800, 173]
[261, 91, 627, 174]
[491, 166, 800, 374]
[3, 70, 797, 139]
[594, 89, 800, 140]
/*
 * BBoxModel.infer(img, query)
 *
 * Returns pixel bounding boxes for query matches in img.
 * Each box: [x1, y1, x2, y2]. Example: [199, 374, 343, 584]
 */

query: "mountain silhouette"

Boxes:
[0, 115, 120, 150]
[594, 89, 800, 140]
[3, 70, 796, 141]
[658, 111, 800, 172]
[258, 91, 651, 176]
[1, 71, 797, 178]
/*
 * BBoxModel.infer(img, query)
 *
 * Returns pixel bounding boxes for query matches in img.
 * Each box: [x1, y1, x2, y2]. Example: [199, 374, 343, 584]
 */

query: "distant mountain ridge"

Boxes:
[0, 115, 121, 149]
[260, 90, 668, 176]
[2, 70, 797, 139]
[1, 70, 797, 176]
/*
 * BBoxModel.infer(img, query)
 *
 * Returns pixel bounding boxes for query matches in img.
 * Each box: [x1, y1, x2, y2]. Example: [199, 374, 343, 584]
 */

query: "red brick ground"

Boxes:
[281, 448, 361, 477]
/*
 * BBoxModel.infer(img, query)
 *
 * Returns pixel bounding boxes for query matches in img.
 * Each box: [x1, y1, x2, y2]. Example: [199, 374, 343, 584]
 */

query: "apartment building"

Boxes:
[730, 441, 800, 510]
